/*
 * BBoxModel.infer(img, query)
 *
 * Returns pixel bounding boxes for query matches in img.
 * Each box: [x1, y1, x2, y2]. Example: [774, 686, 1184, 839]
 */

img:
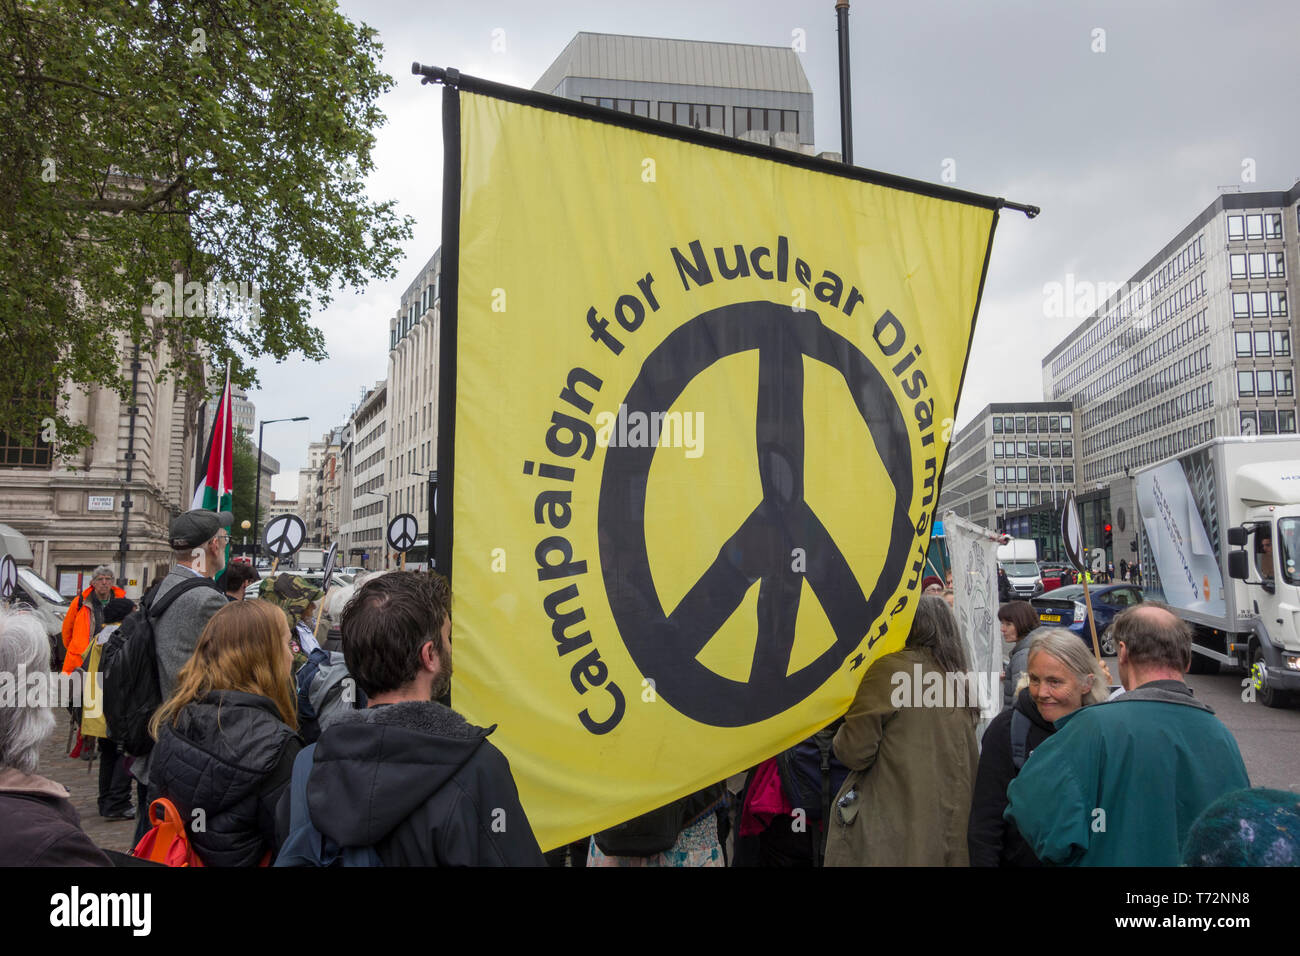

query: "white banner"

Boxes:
[1136, 461, 1224, 616]
[943, 512, 1003, 727]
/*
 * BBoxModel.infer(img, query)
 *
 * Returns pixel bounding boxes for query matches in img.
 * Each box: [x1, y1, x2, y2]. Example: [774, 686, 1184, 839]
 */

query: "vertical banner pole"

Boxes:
[434, 78, 461, 584]
[835, 0, 854, 165]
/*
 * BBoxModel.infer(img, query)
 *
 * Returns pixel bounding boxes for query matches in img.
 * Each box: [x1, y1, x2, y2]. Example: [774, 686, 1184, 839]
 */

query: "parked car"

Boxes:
[1038, 564, 1071, 593]
[1030, 583, 1147, 656]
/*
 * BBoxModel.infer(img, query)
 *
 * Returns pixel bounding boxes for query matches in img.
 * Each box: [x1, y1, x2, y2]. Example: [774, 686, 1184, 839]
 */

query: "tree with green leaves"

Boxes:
[0, 0, 412, 457]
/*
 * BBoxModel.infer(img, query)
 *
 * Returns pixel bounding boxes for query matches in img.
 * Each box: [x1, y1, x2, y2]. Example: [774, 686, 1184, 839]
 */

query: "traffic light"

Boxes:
[1130, 539, 1138, 553]
[1104, 524, 1113, 548]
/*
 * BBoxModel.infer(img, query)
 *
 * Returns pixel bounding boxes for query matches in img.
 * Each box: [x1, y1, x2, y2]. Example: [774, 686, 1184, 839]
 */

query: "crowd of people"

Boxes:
[0, 508, 1296, 867]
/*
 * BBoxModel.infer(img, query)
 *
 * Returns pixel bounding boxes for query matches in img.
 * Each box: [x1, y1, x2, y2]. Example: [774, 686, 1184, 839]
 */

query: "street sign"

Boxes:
[0, 555, 16, 601]
[87, 495, 114, 511]
[263, 514, 307, 560]
[387, 513, 418, 553]
[1091, 548, 1106, 574]
[1061, 490, 1087, 572]
[322, 542, 339, 591]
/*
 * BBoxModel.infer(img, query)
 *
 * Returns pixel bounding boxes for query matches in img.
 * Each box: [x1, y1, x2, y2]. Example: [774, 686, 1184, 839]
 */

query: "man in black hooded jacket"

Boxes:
[276, 571, 544, 866]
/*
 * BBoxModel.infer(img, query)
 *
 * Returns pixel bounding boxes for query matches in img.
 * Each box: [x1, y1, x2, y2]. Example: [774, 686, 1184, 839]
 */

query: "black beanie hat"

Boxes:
[104, 597, 135, 624]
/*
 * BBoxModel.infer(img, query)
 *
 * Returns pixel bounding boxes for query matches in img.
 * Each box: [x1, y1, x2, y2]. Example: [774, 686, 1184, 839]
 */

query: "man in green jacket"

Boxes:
[1004, 603, 1248, 866]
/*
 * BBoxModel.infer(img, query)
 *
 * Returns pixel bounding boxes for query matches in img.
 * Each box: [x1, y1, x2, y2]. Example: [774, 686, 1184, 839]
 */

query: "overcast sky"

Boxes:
[250, 0, 1300, 497]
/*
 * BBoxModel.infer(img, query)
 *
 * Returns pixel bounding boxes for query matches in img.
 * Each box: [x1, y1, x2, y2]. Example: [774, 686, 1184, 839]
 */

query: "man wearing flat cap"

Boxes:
[127, 508, 231, 840]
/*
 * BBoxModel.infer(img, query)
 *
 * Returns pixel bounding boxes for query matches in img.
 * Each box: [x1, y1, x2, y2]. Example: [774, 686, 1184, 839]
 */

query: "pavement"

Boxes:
[38, 724, 139, 855]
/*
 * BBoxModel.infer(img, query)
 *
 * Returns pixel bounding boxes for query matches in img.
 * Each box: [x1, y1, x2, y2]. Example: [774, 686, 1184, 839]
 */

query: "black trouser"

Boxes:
[97, 737, 134, 816]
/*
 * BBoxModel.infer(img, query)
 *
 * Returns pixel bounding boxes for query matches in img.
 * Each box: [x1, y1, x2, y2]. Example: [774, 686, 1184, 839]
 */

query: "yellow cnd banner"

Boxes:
[443, 80, 1001, 851]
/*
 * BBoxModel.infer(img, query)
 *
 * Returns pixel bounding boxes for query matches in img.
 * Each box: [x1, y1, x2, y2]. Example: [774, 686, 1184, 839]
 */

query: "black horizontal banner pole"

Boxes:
[410, 62, 1039, 219]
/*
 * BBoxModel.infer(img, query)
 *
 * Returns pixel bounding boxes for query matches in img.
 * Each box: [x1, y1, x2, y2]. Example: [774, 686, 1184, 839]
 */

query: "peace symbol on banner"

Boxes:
[0, 555, 16, 601]
[1061, 490, 1087, 573]
[263, 515, 307, 559]
[387, 514, 418, 553]
[322, 542, 339, 590]
[599, 301, 915, 727]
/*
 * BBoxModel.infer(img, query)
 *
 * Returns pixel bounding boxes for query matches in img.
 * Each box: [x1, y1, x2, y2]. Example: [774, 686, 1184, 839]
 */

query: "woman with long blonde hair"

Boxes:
[147, 599, 303, 866]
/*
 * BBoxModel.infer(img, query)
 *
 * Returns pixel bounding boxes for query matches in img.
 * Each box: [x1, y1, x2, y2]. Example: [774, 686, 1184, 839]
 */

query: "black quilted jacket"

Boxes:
[149, 690, 302, 867]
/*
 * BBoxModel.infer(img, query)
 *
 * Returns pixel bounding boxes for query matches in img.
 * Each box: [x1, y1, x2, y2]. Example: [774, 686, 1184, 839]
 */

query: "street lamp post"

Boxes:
[254, 416, 308, 564]
[240, 519, 251, 556]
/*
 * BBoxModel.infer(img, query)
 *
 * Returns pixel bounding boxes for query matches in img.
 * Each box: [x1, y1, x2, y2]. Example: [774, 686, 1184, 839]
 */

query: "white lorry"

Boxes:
[1134, 435, 1300, 707]
[996, 537, 1043, 598]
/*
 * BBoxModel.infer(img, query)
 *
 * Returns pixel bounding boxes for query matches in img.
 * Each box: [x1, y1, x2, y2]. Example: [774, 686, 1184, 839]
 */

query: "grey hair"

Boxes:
[0, 606, 57, 774]
[92, 565, 115, 581]
[1016, 627, 1110, 706]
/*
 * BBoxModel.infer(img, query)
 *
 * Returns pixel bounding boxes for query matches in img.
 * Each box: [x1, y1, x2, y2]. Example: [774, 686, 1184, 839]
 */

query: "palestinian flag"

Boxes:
[193, 366, 234, 565]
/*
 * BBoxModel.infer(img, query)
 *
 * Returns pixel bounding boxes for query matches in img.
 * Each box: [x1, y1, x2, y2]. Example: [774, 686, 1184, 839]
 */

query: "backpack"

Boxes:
[775, 724, 851, 867]
[275, 744, 383, 867]
[131, 798, 205, 867]
[1010, 708, 1034, 770]
[295, 647, 366, 743]
[101, 576, 219, 756]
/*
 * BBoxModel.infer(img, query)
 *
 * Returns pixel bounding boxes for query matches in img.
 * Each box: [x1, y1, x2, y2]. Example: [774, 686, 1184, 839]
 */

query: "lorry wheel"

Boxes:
[1252, 646, 1294, 709]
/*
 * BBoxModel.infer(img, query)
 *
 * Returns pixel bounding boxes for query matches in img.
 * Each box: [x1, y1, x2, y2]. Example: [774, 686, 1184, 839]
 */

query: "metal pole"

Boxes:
[253, 421, 265, 565]
[835, 0, 853, 165]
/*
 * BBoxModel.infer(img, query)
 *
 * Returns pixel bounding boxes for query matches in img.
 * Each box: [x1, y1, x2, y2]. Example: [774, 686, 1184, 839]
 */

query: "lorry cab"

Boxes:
[1226, 464, 1300, 707]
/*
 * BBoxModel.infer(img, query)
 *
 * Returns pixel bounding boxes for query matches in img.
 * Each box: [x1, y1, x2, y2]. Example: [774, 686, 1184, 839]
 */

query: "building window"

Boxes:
[1062, 440, 1073, 458]
[1017, 466, 1028, 482]
[1246, 214, 1263, 239]
[659, 101, 724, 129]
[1248, 252, 1266, 277]
[1252, 292, 1270, 317]
[1016, 441, 1027, 457]
[993, 441, 1003, 457]
[1026, 416, 1038, 434]
[995, 491, 1005, 508]
[1048, 416, 1060, 433]
[733, 106, 799, 137]
[1028, 466, 1039, 482]
[1278, 371, 1294, 396]
[1260, 410, 1278, 434]
[992, 416, 1003, 433]
[1265, 213, 1283, 238]
[582, 96, 650, 116]
[1061, 414, 1072, 432]
[1281, 409, 1297, 432]
[1232, 293, 1250, 318]
[1267, 252, 1285, 278]
[1275, 330, 1291, 355]
[1227, 215, 1244, 240]
[1236, 331, 1253, 356]
[1014, 415, 1026, 432]
[1050, 440, 1061, 458]
[1230, 254, 1247, 279]
[1272, 292, 1289, 317]
[1027, 441, 1038, 457]
[994, 466, 1004, 482]
[1238, 371, 1255, 396]
[1019, 491, 1029, 508]
[1258, 370, 1275, 396]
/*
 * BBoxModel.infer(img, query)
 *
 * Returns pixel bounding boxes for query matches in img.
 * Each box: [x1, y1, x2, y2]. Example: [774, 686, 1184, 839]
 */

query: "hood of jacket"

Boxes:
[307, 700, 492, 846]
[152, 689, 297, 813]
[1013, 686, 1057, 733]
